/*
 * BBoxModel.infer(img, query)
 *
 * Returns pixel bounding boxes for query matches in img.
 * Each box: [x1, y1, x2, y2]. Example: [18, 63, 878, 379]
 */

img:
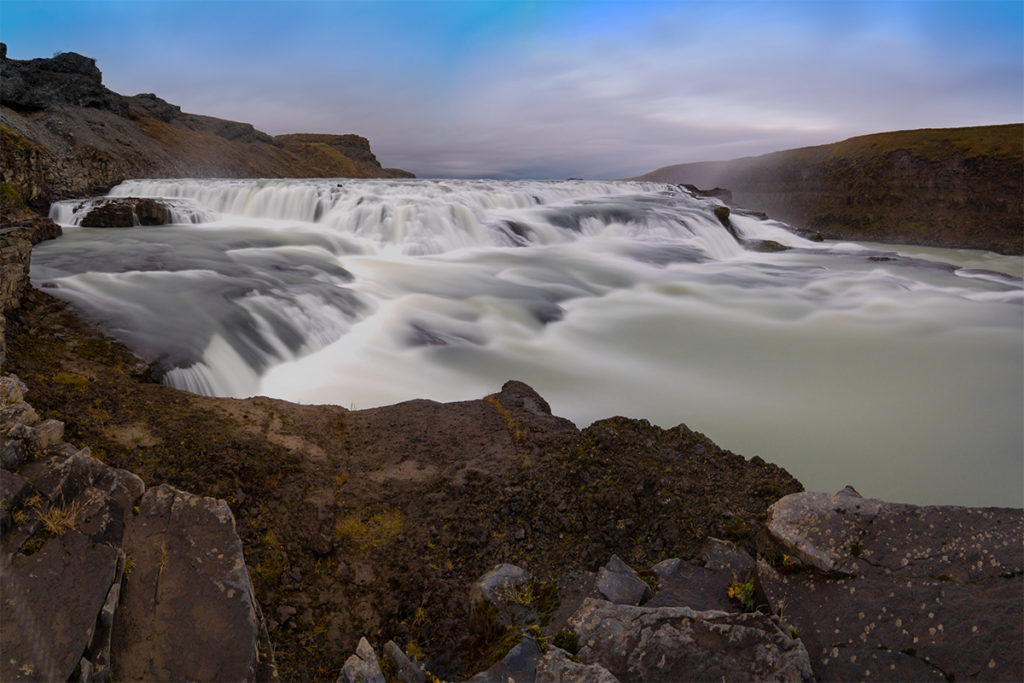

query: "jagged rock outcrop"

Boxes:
[636, 125, 1024, 254]
[468, 543, 812, 682]
[0, 49, 123, 114]
[0, 214, 60, 368]
[337, 637, 386, 683]
[0, 372, 276, 680]
[0, 44, 413, 211]
[595, 554, 652, 605]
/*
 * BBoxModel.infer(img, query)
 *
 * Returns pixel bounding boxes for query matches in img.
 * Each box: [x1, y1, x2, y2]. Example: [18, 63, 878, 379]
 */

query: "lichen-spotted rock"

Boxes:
[762, 488, 1024, 681]
[569, 597, 813, 682]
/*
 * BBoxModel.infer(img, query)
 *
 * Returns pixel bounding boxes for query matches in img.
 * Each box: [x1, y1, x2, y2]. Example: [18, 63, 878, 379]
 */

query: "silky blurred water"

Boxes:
[37, 179, 1023, 507]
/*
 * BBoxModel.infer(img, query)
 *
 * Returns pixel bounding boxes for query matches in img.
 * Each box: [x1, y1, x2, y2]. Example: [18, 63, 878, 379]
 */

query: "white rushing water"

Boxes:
[38, 178, 1023, 507]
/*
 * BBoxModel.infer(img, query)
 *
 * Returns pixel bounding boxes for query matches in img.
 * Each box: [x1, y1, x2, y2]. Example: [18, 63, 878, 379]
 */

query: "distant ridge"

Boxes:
[634, 125, 1023, 254]
[0, 44, 413, 210]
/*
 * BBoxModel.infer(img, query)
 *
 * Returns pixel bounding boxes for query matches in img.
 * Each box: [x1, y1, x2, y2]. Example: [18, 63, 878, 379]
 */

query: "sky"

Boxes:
[2, 0, 1022, 179]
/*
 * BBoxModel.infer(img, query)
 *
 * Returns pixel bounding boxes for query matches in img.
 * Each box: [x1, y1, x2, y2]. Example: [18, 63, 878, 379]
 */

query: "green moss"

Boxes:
[526, 625, 548, 654]
[20, 529, 50, 555]
[77, 338, 115, 361]
[379, 653, 398, 683]
[552, 629, 579, 655]
[333, 508, 403, 553]
[480, 628, 524, 670]
[727, 579, 756, 611]
[637, 568, 660, 594]
[53, 372, 90, 386]
[0, 182, 27, 210]
[534, 582, 560, 625]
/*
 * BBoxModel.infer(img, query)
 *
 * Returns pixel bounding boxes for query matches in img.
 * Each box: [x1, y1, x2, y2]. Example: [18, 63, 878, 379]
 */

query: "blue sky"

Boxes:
[3, 0, 1022, 178]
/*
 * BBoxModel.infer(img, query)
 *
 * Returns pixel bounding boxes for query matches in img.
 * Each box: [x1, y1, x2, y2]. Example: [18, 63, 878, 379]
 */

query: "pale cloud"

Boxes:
[91, 1, 1022, 179]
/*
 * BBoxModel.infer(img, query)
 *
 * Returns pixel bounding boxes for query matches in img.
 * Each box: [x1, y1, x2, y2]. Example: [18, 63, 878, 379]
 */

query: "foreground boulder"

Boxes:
[762, 487, 1024, 681]
[0, 373, 274, 681]
[111, 484, 262, 680]
[570, 598, 813, 682]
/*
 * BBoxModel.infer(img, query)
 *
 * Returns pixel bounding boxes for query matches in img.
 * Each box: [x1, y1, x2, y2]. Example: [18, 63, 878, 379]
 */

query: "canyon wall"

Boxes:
[0, 44, 412, 211]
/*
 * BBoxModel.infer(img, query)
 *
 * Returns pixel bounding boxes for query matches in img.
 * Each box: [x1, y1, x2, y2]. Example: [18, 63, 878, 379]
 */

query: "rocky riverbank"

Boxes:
[634, 125, 1024, 254]
[0, 44, 412, 212]
[2, 43, 1021, 682]
[1, 205, 1022, 681]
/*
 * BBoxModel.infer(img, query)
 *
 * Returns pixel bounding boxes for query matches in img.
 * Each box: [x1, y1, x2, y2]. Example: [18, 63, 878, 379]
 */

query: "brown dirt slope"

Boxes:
[635, 124, 1023, 254]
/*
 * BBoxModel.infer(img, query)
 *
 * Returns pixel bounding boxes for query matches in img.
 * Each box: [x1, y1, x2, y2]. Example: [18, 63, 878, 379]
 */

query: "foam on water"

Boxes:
[33, 178, 1024, 507]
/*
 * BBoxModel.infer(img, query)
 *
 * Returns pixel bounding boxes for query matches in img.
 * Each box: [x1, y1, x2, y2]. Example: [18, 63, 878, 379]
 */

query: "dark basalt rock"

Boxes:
[762, 487, 1024, 681]
[125, 92, 183, 122]
[1, 532, 120, 681]
[111, 484, 262, 681]
[570, 598, 814, 682]
[0, 44, 126, 115]
[748, 238, 790, 252]
[680, 183, 733, 203]
[337, 636, 385, 683]
[595, 554, 652, 606]
[468, 637, 542, 683]
[78, 197, 174, 227]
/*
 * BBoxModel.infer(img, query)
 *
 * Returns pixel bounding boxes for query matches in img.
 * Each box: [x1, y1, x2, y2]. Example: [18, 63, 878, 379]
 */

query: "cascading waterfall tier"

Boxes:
[34, 178, 1024, 507]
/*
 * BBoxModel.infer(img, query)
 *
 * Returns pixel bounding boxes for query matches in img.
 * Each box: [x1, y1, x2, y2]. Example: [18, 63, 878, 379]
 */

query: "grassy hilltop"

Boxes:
[635, 124, 1023, 254]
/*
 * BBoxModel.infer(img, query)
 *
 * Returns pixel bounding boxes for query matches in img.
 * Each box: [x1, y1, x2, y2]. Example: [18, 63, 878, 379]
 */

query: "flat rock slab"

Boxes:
[1, 531, 118, 681]
[763, 489, 1024, 681]
[570, 597, 813, 682]
[647, 558, 734, 611]
[595, 554, 651, 606]
[468, 637, 541, 683]
[112, 483, 260, 681]
[536, 646, 618, 683]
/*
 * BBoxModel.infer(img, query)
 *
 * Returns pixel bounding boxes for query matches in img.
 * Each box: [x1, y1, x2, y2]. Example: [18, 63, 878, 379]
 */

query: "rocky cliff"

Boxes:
[0, 44, 413, 211]
[635, 125, 1024, 254]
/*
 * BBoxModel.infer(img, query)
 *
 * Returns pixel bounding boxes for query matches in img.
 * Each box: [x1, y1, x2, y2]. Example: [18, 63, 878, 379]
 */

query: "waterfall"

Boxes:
[34, 178, 1023, 507]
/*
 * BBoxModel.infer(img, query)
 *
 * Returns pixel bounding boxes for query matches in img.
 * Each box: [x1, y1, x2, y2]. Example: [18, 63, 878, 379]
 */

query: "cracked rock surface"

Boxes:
[763, 487, 1023, 681]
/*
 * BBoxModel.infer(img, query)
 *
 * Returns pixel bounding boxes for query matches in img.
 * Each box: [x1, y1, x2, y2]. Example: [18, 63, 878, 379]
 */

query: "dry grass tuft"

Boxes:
[36, 498, 83, 535]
